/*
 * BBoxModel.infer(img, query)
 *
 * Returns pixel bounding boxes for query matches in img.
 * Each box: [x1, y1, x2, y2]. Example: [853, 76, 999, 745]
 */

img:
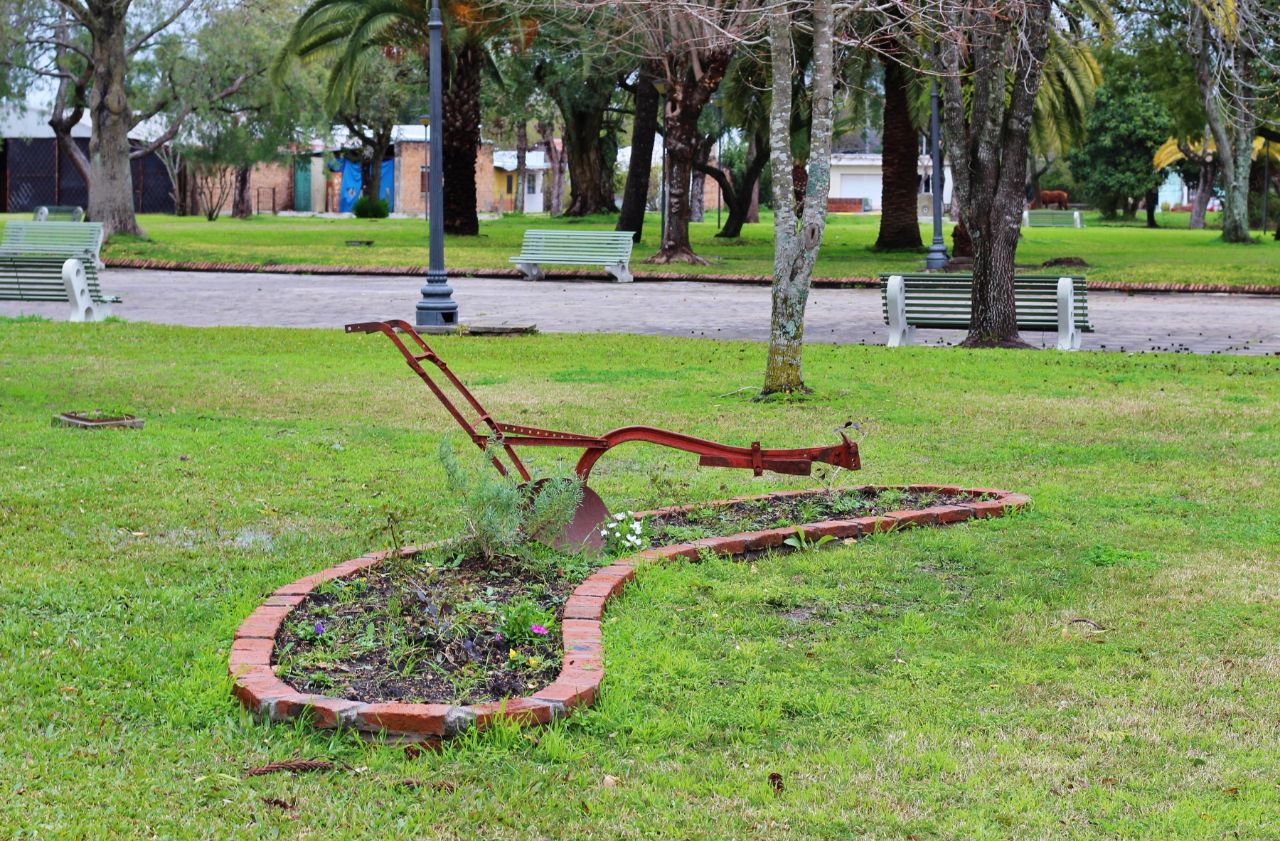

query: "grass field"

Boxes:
[4, 209, 1278, 288]
[2, 321, 1278, 837]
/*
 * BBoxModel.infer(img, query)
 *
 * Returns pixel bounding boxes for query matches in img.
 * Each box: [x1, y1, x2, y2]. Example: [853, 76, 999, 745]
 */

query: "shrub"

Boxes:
[438, 437, 583, 562]
[353, 196, 390, 218]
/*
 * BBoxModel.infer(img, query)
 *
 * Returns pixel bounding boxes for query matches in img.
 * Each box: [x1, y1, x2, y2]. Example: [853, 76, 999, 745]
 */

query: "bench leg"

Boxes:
[1022, 210, 1030, 227]
[1056, 277, 1079, 351]
[1073, 211, 1082, 228]
[63, 258, 110, 322]
[606, 263, 633, 283]
[885, 275, 915, 347]
[516, 262, 545, 281]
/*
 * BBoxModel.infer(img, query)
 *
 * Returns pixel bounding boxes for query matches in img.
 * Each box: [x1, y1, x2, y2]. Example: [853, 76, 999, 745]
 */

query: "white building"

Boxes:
[827, 152, 954, 212]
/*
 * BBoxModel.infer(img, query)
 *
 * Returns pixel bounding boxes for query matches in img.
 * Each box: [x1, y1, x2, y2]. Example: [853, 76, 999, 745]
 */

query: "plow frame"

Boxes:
[345, 319, 860, 482]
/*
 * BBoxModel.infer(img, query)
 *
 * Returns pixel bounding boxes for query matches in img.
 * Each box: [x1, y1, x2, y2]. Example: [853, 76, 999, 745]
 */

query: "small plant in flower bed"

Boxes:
[272, 439, 588, 705]
[646, 483, 992, 547]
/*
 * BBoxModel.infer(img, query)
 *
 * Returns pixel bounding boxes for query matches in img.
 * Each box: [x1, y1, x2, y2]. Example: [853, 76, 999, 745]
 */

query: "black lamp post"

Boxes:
[924, 62, 949, 270]
[415, 0, 458, 329]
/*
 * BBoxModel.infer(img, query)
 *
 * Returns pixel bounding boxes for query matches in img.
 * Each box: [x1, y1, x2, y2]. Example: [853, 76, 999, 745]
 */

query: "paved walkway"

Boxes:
[4, 269, 1279, 355]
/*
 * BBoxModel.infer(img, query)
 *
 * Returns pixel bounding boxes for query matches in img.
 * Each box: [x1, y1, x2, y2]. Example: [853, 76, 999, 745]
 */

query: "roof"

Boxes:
[493, 150, 549, 171]
[0, 103, 91, 140]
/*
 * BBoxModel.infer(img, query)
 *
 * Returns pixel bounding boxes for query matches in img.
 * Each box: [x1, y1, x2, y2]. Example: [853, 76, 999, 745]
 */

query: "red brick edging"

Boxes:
[229, 485, 1028, 740]
[108, 257, 1280, 295]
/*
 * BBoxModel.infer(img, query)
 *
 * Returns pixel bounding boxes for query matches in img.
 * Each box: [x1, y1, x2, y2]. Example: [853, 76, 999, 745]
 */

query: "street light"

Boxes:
[924, 55, 949, 270]
[415, 0, 458, 330]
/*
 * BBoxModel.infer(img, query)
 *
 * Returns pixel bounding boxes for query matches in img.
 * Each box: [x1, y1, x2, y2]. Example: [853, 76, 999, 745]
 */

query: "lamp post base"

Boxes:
[925, 244, 949, 270]
[416, 271, 459, 328]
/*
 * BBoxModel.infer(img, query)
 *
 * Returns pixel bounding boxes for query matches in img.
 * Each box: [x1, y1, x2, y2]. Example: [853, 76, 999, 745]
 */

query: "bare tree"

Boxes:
[4, 0, 255, 237]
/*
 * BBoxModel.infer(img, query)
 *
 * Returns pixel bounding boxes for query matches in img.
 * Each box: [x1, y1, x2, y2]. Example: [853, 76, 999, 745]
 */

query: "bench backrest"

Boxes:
[518, 230, 635, 262]
[0, 221, 104, 259]
[1025, 210, 1080, 227]
[879, 273, 1091, 330]
[34, 205, 85, 222]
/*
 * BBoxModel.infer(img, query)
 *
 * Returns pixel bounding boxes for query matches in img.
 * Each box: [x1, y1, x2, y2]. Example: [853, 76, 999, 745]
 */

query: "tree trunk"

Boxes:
[690, 134, 715, 223]
[1189, 159, 1215, 228]
[540, 127, 566, 217]
[704, 131, 768, 239]
[515, 122, 527, 214]
[951, 217, 973, 258]
[874, 55, 924, 251]
[1218, 130, 1253, 242]
[762, 0, 834, 396]
[441, 40, 482, 235]
[746, 132, 761, 224]
[232, 166, 252, 218]
[555, 79, 618, 217]
[617, 64, 660, 241]
[87, 5, 142, 237]
[939, 0, 1051, 348]
[1191, 8, 1254, 244]
[1145, 188, 1159, 228]
[647, 48, 732, 263]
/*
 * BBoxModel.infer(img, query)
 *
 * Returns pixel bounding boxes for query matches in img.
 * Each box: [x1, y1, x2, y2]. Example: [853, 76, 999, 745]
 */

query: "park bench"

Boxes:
[880, 273, 1092, 351]
[34, 205, 86, 222]
[510, 230, 635, 283]
[1022, 209, 1083, 228]
[0, 221, 117, 322]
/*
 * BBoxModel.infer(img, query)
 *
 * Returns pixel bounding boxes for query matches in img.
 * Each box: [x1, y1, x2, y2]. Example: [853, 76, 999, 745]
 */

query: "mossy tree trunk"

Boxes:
[761, 0, 834, 396]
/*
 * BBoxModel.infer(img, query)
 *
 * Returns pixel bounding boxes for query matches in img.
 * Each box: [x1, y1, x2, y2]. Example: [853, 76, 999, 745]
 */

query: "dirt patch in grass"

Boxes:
[274, 551, 584, 705]
[648, 487, 982, 545]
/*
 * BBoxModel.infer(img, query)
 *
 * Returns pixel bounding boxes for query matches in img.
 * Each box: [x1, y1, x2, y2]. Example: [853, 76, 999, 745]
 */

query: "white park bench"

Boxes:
[1022, 209, 1083, 228]
[0, 221, 118, 322]
[510, 230, 635, 283]
[880, 273, 1093, 351]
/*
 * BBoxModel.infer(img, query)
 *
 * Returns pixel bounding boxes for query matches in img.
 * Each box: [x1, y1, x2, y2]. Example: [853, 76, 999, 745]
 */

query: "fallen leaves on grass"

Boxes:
[261, 797, 296, 812]
[244, 759, 334, 778]
[768, 772, 785, 795]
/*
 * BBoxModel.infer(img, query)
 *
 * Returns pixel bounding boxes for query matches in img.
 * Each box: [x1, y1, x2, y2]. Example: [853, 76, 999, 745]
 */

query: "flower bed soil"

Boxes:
[273, 553, 574, 706]
[646, 486, 985, 546]
[230, 485, 1029, 741]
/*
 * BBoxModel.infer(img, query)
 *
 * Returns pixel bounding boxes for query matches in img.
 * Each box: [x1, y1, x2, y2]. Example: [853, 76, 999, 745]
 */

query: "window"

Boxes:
[527, 175, 538, 195]
[506, 174, 514, 194]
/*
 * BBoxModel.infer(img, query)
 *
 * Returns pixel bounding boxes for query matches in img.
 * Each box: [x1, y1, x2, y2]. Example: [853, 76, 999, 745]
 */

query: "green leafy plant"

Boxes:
[497, 597, 556, 646]
[782, 528, 837, 553]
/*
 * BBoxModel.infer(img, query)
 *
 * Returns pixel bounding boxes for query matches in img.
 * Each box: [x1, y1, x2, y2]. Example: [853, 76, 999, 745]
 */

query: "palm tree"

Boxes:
[277, 0, 502, 235]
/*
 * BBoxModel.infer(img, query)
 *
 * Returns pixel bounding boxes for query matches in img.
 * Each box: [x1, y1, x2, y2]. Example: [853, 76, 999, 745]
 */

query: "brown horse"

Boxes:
[1037, 190, 1069, 210]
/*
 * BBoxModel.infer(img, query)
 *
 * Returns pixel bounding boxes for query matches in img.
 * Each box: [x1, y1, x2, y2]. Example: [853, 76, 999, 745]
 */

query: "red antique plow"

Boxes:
[346, 320, 860, 547]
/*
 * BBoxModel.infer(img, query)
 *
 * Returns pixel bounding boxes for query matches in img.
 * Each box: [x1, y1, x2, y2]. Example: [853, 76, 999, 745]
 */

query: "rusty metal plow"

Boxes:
[346, 320, 860, 548]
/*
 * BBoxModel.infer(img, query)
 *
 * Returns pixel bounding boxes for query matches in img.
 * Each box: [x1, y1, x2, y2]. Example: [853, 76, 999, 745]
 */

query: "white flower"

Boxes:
[600, 529, 609, 537]
[631, 522, 642, 533]
[614, 513, 626, 521]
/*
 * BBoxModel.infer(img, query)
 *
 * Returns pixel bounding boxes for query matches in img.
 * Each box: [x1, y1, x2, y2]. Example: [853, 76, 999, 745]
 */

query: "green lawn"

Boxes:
[2, 322, 1278, 837]
[4, 209, 1278, 288]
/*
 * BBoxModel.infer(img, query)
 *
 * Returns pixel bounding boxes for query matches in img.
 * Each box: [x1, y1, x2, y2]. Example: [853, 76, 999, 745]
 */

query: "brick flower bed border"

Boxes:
[106, 257, 1280, 296]
[229, 484, 1029, 741]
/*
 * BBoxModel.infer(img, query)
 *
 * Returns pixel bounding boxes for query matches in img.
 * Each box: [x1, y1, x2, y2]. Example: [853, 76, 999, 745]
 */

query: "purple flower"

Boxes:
[313, 621, 326, 636]
[530, 624, 548, 636]
[494, 632, 504, 642]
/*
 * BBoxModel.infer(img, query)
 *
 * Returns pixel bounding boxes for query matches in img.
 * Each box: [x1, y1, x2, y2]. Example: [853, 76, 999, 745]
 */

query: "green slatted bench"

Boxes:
[1022, 209, 1083, 228]
[511, 230, 635, 283]
[34, 205, 85, 222]
[880, 273, 1093, 351]
[0, 222, 117, 322]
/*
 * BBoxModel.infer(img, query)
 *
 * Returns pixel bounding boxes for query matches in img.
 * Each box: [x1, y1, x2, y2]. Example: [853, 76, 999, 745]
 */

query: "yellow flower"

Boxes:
[508, 648, 520, 660]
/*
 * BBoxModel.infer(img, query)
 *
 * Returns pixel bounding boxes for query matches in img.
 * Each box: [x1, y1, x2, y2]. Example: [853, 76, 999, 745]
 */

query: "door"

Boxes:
[294, 159, 312, 212]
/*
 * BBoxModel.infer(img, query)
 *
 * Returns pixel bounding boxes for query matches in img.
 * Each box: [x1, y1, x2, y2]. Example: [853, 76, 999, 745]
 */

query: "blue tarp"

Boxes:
[337, 159, 396, 213]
